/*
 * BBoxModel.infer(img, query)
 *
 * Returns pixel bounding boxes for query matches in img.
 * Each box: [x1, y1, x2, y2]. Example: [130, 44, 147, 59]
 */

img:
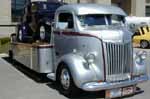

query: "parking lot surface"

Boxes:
[0, 48, 150, 99]
[0, 54, 66, 99]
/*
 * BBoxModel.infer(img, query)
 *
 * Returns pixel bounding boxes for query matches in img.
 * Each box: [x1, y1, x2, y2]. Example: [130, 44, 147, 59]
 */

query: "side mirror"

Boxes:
[56, 22, 68, 30]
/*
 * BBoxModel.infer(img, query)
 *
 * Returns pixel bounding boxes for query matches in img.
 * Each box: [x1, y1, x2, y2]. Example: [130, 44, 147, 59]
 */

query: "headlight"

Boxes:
[85, 53, 96, 64]
[135, 51, 147, 65]
[137, 51, 147, 59]
[133, 51, 147, 76]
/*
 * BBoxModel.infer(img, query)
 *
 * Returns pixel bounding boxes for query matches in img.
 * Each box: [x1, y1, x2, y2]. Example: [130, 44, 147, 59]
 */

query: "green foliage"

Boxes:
[0, 37, 10, 45]
[0, 37, 10, 53]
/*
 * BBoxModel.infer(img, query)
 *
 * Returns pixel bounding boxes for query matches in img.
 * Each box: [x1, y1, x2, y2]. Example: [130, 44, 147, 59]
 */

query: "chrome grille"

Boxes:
[104, 42, 132, 82]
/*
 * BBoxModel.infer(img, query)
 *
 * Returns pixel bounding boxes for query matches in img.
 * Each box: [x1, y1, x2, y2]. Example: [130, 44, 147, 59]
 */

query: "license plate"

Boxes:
[122, 86, 134, 96]
[106, 88, 122, 98]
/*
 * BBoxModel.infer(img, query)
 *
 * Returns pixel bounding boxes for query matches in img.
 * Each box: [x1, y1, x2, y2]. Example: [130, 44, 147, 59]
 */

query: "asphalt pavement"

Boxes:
[0, 48, 150, 99]
[0, 54, 66, 99]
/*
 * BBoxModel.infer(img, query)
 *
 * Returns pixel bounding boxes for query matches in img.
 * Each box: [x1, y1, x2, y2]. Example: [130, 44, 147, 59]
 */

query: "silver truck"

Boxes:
[9, 4, 148, 98]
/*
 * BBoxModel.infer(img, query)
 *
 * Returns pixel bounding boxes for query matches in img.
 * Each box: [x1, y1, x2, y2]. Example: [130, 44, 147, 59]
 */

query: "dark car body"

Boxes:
[17, 1, 64, 43]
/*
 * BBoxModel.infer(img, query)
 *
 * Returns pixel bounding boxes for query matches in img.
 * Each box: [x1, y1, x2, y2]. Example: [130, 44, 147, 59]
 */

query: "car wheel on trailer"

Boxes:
[58, 64, 80, 97]
[40, 26, 46, 40]
[140, 40, 149, 48]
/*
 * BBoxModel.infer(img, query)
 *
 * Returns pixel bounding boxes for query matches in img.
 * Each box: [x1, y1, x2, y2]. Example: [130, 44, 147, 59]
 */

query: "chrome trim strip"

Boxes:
[81, 75, 148, 91]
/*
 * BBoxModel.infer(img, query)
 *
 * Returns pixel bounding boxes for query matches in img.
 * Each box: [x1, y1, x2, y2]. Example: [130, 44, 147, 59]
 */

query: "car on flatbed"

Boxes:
[17, 1, 64, 43]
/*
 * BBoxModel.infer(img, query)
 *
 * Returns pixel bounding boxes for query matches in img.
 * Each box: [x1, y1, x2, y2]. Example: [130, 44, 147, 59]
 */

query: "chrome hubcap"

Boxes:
[60, 68, 70, 90]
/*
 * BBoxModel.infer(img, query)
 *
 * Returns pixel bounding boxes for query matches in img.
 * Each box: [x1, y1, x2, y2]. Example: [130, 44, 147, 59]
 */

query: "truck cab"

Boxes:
[52, 4, 148, 98]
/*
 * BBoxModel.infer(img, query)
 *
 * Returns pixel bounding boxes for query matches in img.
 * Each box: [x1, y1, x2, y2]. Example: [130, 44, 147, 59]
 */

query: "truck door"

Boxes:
[54, 12, 76, 57]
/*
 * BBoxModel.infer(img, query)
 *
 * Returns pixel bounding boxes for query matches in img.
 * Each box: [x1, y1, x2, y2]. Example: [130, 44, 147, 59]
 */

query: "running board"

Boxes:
[47, 73, 56, 81]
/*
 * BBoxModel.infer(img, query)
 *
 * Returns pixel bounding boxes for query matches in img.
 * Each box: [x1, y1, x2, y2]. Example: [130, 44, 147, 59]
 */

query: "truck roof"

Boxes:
[56, 4, 126, 16]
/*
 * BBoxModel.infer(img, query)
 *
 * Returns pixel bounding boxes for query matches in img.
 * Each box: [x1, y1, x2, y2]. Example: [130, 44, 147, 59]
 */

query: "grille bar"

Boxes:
[104, 42, 132, 82]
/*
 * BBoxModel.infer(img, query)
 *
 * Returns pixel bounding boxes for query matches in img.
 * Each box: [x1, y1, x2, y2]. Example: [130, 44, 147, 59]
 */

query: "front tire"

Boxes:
[140, 40, 149, 48]
[58, 64, 80, 97]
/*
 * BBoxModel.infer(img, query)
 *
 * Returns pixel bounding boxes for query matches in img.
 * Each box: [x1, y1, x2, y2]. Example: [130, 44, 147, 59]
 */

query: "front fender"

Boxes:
[56, 53, 99, 88]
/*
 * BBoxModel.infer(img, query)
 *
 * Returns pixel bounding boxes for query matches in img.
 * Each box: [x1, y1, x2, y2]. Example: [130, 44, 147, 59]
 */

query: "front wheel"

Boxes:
[140, 40, 149, 48]
[58, 64, 80, 97]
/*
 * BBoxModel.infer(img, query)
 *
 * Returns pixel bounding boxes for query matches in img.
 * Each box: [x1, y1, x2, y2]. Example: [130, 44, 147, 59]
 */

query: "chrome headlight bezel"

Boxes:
[134, 51, 147, 65]
[84, 53, 96, 64]
[133, 51, 147, 76]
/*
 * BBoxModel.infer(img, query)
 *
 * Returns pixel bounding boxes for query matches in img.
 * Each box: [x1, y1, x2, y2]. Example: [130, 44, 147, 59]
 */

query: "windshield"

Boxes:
[107, 15, 125, 25]
[78, 14, 125, 28]
[78, 14, 106, 26]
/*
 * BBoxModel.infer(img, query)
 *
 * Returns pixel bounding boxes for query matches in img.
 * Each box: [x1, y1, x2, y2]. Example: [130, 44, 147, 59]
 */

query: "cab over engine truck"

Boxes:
[9, 2, 148, 98]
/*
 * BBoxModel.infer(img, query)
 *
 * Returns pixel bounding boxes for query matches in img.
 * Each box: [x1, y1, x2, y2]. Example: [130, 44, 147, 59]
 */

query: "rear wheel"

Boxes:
[140, 40, 149, 48]
[58, 64, 80, 97]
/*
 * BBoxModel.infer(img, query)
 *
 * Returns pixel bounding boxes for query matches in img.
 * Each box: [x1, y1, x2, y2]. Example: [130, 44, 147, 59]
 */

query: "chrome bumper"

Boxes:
[81, 75, 148, 91]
